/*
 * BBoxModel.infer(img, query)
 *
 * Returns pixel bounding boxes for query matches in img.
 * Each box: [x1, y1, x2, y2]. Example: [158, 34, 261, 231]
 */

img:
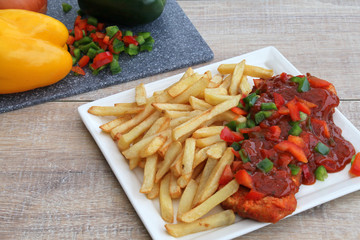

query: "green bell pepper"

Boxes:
[77, 0, 167, 26]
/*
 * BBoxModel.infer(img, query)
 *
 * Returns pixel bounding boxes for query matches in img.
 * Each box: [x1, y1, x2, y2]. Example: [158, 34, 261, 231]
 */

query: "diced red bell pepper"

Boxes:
[277, 153, 292, 167]
[97, 22, 105, 31]
[90, 51, 113, 70]
[265, 125, 281, 141]
[234, 169, 253, 189]
[86, 24, 97, 33]
[231, 107, 247, 116]
[279, 72, 289, 82]
[294, 96, 318, 109]
[98, 41, 108, 51]
[296, 101, 311, 115]
[288, 135, 305, 149]
[307, 75, 331, 88]
[219, 165, 234, 185]
[74, 16, 81, 25]
[76, 19, 87, 31]
[231, 161, 242, 173]
[220, 126, 244, 143]
[69, 45, 75, 56]
[239, 126, 261, 134]
[286, 99, 301, 121]
[274, 140, 308, 163]
[90, 33, 98, 42]
[66, 35, 75, 45]
[78, 55, 90, 68]
[103, 35, 110, 45]
[278, 106, 290, 115]
[311, 118, 331, 138]
[74, 26, 83, 41]
[253, 78, 265, 88]
[231, 148, 241, 158]
[350, 153, 360, 176]
[245, 189, 265, 201]
[95, 32, 106, 39]
[71, 66, 85, 75]
[123, 35, 138, 46]
[273, 92, 285, 108]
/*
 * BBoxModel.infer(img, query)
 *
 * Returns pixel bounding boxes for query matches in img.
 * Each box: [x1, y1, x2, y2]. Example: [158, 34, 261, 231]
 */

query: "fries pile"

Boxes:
[88, 60, 273, 237]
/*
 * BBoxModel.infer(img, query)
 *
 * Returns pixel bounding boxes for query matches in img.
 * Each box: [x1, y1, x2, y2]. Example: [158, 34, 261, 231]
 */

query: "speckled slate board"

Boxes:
[0, 0, 213, 113]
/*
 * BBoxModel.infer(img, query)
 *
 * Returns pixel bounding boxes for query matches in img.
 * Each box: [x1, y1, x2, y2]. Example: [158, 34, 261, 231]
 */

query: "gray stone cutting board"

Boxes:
[0, 0, 213, 113]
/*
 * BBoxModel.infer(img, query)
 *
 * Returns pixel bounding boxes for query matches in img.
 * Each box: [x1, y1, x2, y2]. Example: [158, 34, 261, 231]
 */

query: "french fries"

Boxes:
[88, 105, 144, 116]
[140, 154, 158, 193]
[135, 83, 147, 106]
[160, 173, 174, 223]
[229, 60, 245, 95]
[88, 60, 274, 237]
[177, 179, 198, 221]
[177, 138, 196, 188]
[180, 180, 239, 223]
[166, 210, 235, 237]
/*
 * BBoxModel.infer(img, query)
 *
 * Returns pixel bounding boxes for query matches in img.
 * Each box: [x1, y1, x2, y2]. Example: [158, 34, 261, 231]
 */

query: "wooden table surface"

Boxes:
[1, 0, 360, 239]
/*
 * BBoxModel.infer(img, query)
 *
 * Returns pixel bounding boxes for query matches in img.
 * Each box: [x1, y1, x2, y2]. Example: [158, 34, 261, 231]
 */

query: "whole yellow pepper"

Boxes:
[0, 9, 72, 94]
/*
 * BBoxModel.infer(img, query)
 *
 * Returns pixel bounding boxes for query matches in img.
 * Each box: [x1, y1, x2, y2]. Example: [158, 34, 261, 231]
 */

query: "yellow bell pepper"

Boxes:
[0, 9, 72, 94]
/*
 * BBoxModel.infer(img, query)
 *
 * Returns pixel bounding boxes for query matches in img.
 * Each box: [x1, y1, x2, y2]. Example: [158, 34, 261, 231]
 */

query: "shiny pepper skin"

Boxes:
[0, 9, 72, 94]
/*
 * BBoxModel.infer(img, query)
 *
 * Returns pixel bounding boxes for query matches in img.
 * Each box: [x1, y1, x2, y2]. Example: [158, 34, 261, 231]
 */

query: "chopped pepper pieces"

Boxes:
[67, 14, 154, 76]
[349, 153, 360, 176]
[315, 165, 328, 181]
[257, 158, 273, 173]
[274, 140, 308, 163]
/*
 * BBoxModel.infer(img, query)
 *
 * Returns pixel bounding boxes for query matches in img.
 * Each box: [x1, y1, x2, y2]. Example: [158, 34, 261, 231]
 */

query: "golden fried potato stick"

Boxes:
[160, 173, 174, 223]
[177, 138, 196, 188]
[193, 146, 211, 168]
[195, 148, 234, 205]
[171, 76, 210, 104]
[122, 130, 171, 159]
[229, 60, 246, 95]
[189, 96, 213, 111]
[196, 135, 222, 148]
[146, 181, 160, 199]
[169, 172, 182, 199]
[139, 135, 167, 158]
[206, 141, 227, 159]
[88, 105, 144, 116]
[135, 83, 147, 106]
[110, 103, 155, 139]
[192, 158, 218, 207]
[117, 111, 161, 150]
[143, 117, 170, 138]
[99, 116, 131, 132]
[155, 141, 182, 183]
[180, 179, 239, 223]
[140, 154, 158, 194]
[167, 73, 203, 97]
[166, 210, 235, 237]
[218, 63, 274, 78]
[172, 95, 240, 141]
[239, 75, 251, 95]
[193, 126, 224, 138]
[152, 103, 193, 112]
[177, 179, 198, 221]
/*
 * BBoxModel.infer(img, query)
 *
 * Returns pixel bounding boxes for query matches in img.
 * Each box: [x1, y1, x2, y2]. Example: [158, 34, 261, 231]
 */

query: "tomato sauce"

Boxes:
[229, 73, 355, 198]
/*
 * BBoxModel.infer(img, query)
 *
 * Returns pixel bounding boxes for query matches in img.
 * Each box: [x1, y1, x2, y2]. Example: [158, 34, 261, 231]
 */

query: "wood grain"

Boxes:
[1, 1, 360, 239]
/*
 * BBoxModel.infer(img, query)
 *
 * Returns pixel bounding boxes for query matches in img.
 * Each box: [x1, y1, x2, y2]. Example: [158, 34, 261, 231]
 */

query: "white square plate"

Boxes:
[78, 46, 360, 240]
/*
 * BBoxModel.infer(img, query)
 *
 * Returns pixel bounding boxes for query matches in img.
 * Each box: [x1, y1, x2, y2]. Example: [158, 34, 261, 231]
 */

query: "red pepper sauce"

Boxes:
[231, 74, 355, 198]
